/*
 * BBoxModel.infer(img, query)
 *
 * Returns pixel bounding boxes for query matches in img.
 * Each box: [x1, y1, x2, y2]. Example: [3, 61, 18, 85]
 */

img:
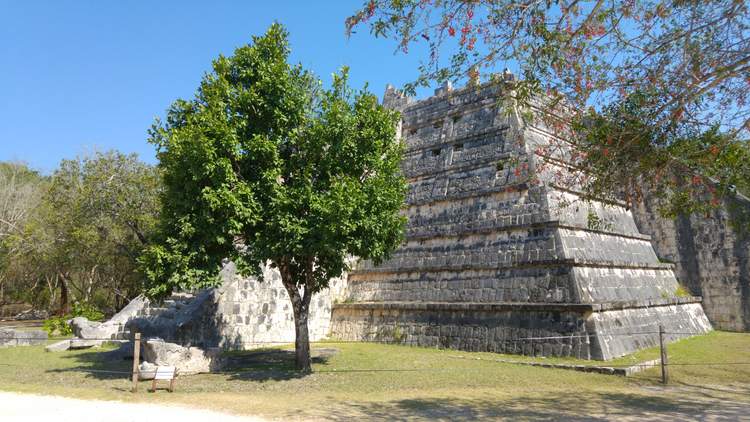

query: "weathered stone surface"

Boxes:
[125, 264, 346, 351]
[0, 328, 47, 347]
[13, 309, 49, 320]
[633, 193, 750, 332]
[139, 361, 157, 380]
[330, 81, 713, 360]
[142, 339, 222, 375]
[109, 295, 149, 324]
[68, 338, 104, 349]
[45, 340, 71, 352]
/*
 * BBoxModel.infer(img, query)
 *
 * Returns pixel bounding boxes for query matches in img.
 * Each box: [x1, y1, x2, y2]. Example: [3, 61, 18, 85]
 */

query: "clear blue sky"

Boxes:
[0, 1, 435, 173]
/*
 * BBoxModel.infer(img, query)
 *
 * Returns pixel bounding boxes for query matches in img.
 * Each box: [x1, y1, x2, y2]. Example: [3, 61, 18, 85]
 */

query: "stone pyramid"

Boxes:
[330, 80, 711, 360]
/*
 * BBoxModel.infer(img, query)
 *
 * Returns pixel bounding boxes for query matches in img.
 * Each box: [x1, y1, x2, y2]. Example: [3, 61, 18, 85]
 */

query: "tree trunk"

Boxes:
[58, 273, 70, 316]
[278, 258, 313, 372]
[292, 301, 311, 372]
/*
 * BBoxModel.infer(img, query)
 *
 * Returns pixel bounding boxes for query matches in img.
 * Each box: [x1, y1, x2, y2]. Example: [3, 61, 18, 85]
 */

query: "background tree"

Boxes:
[141, 24, 406, 372]
[0, 162, 45, 305]
[0, 151, 160, 314]
[349, 0, 750, 219]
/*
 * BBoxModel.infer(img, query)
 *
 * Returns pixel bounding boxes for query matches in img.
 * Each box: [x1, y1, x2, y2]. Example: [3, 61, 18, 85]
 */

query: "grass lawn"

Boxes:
[0, 331, 748, 420]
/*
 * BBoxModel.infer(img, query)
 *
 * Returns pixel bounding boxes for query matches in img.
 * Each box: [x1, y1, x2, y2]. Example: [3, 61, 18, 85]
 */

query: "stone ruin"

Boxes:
[55, 263, 345, 352]
[329, 80, 712, 360]
[79, 77, 743, 362]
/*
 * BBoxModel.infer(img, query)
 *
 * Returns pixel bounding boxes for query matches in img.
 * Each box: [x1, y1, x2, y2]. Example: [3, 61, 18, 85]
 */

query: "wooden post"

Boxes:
[659, 325, 668, 384]
[131, 332, 141, 393]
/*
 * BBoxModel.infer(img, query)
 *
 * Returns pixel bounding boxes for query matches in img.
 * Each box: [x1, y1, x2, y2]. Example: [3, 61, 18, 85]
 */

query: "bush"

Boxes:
[71, 302, 104, 321]
[675, 285, 692, 298]
[42, 316, 72, 336]
[42, 302, 105, 336]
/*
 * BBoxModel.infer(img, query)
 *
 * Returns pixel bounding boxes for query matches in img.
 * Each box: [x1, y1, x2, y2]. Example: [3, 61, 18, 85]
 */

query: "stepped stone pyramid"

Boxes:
[330, 79, 712, 360]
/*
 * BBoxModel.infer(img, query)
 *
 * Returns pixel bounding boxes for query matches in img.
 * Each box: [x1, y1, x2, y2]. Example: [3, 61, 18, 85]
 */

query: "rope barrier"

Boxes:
[1, 360, 748, 377]
[0, 330, 715, 343]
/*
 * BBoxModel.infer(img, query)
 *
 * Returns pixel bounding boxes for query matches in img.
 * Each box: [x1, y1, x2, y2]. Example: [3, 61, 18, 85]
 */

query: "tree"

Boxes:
[348, 0, 750, 219]
[41, 151, 161, 312]
[141, 24, 406, 372]
[0, 152, 160, 314]
[0, 162, 45, 304]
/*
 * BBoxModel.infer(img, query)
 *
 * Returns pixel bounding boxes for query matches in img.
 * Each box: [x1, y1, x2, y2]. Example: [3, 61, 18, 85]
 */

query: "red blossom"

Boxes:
[448, 26, 456, 36]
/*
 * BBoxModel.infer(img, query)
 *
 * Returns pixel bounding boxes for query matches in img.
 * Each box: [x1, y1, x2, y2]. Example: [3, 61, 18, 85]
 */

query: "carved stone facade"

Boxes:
[329, 82, 712, 360]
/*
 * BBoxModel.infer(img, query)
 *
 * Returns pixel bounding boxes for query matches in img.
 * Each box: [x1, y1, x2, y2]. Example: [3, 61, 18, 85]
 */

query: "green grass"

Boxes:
[0, 332, 749, 420]
[461, 331, 750, 375]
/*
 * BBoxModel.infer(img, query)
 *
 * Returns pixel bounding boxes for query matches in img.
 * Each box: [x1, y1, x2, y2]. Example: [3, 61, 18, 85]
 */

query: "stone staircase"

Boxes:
[80, 292, 202, 341]
[124, 290, 214, 344]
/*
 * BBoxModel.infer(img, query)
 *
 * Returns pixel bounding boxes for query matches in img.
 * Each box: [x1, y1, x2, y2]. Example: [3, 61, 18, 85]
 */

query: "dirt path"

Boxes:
[0, 392, 270, 422]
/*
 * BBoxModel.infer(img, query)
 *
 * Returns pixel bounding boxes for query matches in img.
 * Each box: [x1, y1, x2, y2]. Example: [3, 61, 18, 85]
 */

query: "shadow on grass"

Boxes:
[46, 345, 336, 383]
[46, 346, 133, 380]
[321, 390, 750, 421]
[221, 347, 335, 382]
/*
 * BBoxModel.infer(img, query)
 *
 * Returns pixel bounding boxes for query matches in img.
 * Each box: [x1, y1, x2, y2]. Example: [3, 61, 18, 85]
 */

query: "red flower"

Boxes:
[448, 26, 456, 36]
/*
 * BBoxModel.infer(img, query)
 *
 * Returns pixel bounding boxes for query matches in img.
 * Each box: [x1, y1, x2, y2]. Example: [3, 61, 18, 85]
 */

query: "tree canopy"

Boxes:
[142, 24, 406, 371]
[0, 152, 160, 314]
[349, 0, 750, 220]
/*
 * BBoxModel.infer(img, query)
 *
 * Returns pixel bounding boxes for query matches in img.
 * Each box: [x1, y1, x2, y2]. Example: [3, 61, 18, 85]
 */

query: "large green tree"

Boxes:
[141, 24, 406, 372]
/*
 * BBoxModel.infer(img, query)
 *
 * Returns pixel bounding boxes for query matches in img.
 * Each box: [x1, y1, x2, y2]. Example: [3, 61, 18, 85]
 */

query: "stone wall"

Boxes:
[173, 263, 347, 349]
[632, 193, 750, 331]
[0, 328, 47, 347]
[127, 262, 347, 350]
[332, 302, 594, 358]
[330, 80, 712, 360]
[331, 298, 710, 360]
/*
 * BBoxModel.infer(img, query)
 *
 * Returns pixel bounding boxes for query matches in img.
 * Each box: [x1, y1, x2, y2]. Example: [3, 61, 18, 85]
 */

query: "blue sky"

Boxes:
[0, 1, 437, 173]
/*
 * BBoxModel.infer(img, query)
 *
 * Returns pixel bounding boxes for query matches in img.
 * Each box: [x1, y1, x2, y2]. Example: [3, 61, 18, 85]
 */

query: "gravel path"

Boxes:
[0, 392, 269, 422]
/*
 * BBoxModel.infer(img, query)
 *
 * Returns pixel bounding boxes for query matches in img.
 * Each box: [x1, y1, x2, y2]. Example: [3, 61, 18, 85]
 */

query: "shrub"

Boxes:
[71, 302, 104, 321]
[675, 285, 692, 298]
[41, 302, 105, 336]
[42, 316, 72, 336]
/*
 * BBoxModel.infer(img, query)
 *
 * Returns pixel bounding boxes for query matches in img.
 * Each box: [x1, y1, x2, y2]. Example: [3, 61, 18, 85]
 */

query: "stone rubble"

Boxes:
[0, 328, 47, 348]
[142, 339, 222, 375]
